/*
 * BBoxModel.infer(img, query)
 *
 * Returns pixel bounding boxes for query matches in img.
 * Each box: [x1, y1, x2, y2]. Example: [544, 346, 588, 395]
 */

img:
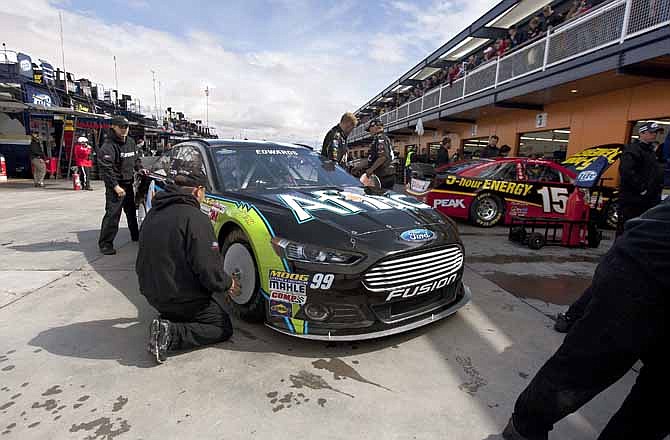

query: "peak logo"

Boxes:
[434, 199, 466, 209]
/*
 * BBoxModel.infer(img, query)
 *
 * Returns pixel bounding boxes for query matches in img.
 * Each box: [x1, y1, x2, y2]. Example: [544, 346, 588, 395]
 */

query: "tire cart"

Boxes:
[508, 158, 615, 250]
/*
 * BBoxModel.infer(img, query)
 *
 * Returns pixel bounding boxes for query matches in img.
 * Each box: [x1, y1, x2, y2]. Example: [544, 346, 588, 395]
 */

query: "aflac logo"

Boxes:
[577, 171, 598, 182]
[400, 229, 435, 242]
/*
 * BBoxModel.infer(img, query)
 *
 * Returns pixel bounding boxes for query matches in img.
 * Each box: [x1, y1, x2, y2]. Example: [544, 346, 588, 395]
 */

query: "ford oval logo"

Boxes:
[400, 229, 435, 242]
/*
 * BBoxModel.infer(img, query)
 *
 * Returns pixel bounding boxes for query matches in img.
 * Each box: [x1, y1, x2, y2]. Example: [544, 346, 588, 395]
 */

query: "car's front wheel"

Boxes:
[470, 193, 504, 227]
[221, 229, 265, 322]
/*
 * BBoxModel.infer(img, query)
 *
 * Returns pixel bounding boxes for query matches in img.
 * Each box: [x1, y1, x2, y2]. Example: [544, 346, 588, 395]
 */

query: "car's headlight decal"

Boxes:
[272, 237, 362, 265]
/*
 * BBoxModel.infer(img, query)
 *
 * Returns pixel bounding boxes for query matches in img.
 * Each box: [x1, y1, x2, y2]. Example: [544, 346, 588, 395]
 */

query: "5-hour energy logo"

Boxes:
[444, 175, 533, 196]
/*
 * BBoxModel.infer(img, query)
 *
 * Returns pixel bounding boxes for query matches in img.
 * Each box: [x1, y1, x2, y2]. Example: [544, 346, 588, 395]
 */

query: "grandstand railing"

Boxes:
[350, 0, 669, 141]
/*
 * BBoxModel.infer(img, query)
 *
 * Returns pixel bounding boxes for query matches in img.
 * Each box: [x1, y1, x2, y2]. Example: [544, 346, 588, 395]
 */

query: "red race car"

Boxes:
[407, 145, 622, 227]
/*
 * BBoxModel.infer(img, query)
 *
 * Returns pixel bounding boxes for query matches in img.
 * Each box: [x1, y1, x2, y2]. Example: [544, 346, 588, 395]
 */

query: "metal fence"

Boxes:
[464, 61, 497, 96]
[547, 0, 626, 66]
[498, 39, 546, 84]
[354, 0, 668, 141]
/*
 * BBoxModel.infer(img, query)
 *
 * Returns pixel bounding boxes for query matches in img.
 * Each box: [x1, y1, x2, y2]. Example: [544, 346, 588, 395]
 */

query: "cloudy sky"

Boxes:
[1, 0, 493, 144]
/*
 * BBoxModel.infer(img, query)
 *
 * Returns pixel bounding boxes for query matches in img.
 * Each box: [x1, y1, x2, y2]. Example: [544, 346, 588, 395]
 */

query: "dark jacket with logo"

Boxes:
[619, 140, 664, 207]
[321, 125, 347, 162]
[136, 187, 232, 314]
[30, 139, 45, 159]
[436, 147, 451, 167]
[368, 133, 394, 177]
[98, 131, 138, 188]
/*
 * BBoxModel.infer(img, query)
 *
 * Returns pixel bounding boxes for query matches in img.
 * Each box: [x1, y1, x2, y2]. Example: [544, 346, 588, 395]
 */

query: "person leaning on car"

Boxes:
[97, 116, 142, 255]
[135, 167, 240, 364]
[321, 112, 357, 164]
[436, 137, 453, 167]
[366, 118, 396, 189]
[480, 135, 500, 158]
[617, 121, 664, 236]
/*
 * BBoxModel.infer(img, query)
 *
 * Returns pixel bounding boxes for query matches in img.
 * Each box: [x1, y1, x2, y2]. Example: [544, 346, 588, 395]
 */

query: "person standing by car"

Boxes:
[366, 118, 395, 189]
[30, 133, 47, 188]
[617, 122, 664, 236]
[404, 146, 415, 183]
[322, 112, 357, 164]
[98, 116, 141, 255]
[74, 136, 93, 191]
[136, 167, 240, 364]
[554, 123, 665, 333]
[503, 199, 670, 440]
[436, 137, 454, 168]
[480, 135, 500, 158]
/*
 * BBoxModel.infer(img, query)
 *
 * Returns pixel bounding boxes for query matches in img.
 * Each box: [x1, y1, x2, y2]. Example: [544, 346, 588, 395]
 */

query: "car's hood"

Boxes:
[223, 186, 459, 250]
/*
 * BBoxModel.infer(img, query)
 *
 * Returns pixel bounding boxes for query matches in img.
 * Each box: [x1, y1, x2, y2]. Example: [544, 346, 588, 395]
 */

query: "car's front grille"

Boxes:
[362, 245, 464, 293]
[371, 283, 461, 324]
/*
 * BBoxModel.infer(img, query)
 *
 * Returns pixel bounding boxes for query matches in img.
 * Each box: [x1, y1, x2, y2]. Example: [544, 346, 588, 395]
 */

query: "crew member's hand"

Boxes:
[114, 185, 126, 197]
[228, 276, 241, 297]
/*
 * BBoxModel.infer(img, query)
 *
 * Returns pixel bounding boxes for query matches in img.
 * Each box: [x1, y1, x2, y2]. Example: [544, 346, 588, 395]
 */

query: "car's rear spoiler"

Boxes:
[561, 144, 623, 189]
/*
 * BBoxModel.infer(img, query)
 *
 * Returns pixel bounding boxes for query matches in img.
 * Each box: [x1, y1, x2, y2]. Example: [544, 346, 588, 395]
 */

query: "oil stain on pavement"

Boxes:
[312, 358, 392, 392]
[455, 356, 488, 396]
[289, 370, 354, 398]
[483, 272, 590, 305]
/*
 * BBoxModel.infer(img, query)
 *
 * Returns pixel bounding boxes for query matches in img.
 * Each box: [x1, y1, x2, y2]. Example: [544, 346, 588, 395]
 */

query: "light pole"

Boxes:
[151, 70, 157, 121]
[205, 85, 209, 131]
[113, 55, 119, 107]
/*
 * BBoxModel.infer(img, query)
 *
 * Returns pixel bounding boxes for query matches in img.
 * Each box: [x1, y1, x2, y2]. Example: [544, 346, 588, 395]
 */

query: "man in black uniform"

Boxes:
[479, 135, 500, 158]
[136, 168, 240, 364]
[98, 116, 140, 255]
[366, 118, 395, 189]
[436, 137, 453, 168]
[553, 122, 665, 333]
[322, 112, 357, 164]
[504, 199, 670, 440]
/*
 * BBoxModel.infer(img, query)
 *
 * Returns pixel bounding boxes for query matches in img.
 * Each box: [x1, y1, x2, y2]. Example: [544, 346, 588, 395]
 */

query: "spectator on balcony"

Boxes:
[566, 0, 591, 20]
[495, 38, 509, 57]
[483, 46, 496, 62]
[447, 64, 463, 87]
[508, 26, 526, 49]
[539, 5, 560, 32]
[527, 17, 542, 40]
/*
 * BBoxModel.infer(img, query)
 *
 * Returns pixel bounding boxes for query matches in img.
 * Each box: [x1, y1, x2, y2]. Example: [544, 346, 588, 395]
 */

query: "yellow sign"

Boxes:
[445, 175, 534, 196]
[269, 270, 310, 282]
[562, 147, 621, 171]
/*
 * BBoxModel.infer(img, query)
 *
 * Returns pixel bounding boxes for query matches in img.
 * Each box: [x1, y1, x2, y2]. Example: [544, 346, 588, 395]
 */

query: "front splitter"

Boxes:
[266, 285, 472, 341]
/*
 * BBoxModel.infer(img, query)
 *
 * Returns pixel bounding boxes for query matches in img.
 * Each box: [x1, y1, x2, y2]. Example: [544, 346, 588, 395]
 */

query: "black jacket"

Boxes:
[609, 198, 670, 295]
[135, 187, 232, 314]
[30, 139, 45, 159]
[98, 131, 139, 188]
[480, 145, 499, 158]
[321, 125, 347, 162]
[618, 140, 663, 206]
[367, 133, 394, 177]
[436, 147, 451, 167]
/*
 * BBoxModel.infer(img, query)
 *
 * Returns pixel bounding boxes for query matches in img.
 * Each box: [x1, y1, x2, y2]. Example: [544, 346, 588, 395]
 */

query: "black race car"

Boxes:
[145, 140, 470, 341]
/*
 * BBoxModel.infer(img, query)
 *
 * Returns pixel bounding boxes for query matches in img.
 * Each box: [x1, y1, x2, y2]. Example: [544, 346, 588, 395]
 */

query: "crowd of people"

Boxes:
[367, 0, 598, 119]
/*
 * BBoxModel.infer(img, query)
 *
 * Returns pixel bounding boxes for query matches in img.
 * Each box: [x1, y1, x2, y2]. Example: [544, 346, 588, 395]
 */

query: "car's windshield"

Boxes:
[212, 146, 361, 191]
[438, 159, 489, 174]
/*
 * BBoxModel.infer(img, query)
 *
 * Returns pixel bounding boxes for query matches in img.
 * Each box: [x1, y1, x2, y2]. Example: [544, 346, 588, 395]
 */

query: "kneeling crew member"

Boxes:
[136, 168, 240, 364]
[366, 118, 396, 189]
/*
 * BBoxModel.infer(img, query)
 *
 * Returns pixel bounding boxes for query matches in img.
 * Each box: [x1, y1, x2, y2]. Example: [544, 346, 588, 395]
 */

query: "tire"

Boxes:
[221, 229, 265, 322]
[604, 200, 618, 230]
[470, 193, 504, 227]
[528, 232, 545, 250]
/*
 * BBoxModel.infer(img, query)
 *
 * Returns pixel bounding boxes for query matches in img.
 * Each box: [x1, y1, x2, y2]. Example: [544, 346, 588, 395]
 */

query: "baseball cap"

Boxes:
[111, 116, 130, 127]
[172, 166, 208, 188]
[366, 118, 383, 132]
[638, 122, 663, 134]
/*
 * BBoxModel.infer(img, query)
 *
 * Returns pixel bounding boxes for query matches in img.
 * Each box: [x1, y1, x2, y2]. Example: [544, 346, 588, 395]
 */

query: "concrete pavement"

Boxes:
[0, 180, 637, 439]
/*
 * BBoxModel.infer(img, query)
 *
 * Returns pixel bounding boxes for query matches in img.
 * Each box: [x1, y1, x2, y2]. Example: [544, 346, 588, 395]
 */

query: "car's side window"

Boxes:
[151, 149, 174, 177]
[171, 146, 207, 181]
[526, 164, 561, 182]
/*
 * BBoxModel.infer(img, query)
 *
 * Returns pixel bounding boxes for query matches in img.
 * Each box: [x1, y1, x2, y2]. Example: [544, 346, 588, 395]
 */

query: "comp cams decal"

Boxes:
[269, 270, 308, 304]
[277, 191, 431, 224]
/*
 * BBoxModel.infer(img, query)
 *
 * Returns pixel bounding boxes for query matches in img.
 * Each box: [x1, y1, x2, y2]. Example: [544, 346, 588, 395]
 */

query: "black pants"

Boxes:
[160, 299, 233, 351]
[98, 181, 138, 249]
[513, 255, 668, 439]
[78, 166, 91, 189]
